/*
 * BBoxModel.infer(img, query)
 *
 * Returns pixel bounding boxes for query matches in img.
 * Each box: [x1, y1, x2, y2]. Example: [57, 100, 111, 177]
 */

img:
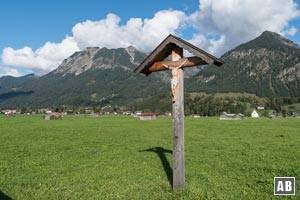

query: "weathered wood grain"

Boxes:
[172, 46, 185, 189]
[149, 56, 207, 72]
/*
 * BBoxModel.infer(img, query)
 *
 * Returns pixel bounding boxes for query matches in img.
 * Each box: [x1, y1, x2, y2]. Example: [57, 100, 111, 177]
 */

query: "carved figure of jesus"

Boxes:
[171, 68, 179, 102]
[162, 58, 187, 103]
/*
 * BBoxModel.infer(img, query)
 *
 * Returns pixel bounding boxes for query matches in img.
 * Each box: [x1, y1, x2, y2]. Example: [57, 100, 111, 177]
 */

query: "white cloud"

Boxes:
[284, 26, 297, 36]
[1, 1, 299, 75]
[190, 0, 300, 53]
[189, 34, 226, 56]
[72, 11, 186, 51]
[2, 37, 80, 74]
[0, 66, 22, 77]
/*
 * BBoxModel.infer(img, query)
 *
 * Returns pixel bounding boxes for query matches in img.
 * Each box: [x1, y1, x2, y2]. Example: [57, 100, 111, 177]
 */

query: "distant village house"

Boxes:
[251, 110, 259, 118]
[219, 112, 244, 120]
[123, 111, 132, 115]
[139, 112, 156, 120]
[257, 106, 265, 110]
[44, 112, 63, 120]
[191, 114, 200, 118]
[164, 112, 172, 117]
[2, 110, 16, 117]
[293, 112, 300, 118]
[38, 108, 52, 114]
[132, 111, 143, 117]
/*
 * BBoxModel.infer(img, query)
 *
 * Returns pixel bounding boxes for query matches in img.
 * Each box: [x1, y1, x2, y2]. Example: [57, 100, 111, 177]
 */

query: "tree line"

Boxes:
[3, 93, 300, 117]
[129, 93, 300, 117]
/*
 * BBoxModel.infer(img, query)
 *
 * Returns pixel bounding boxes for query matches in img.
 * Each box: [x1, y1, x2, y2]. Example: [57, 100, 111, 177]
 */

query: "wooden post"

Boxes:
[172, 46, 184, 189]
[135, 35, 223, 190]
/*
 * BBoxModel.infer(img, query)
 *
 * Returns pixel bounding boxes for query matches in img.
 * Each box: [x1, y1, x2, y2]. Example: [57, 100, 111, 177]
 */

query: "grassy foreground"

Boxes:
[0, 115, 300, 199]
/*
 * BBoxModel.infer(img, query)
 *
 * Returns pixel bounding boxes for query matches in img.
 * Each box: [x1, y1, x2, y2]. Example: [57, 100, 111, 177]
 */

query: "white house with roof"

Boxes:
[251, 109, 259, 118]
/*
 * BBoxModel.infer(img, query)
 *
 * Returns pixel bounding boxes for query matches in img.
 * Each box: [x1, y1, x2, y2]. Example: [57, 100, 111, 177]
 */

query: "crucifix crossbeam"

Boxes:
[149, 56, 207, 73]
[134, 34, 224, 189]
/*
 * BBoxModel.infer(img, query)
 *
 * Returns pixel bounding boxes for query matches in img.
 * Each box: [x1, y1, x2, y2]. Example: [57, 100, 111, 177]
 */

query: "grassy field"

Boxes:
[0, 115, 300, 199]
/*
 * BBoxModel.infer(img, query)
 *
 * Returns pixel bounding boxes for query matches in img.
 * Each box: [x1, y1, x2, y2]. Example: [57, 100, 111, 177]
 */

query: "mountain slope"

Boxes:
[53, 46, 146, 76]
[187, 31, 300, 97]
[0, 73, 38, 91]
[1, 31, 300, 109]
[0, 47, 169, 108]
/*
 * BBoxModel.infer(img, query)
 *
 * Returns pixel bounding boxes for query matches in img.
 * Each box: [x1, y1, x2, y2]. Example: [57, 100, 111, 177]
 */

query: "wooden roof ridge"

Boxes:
[134, 34, 224, 75]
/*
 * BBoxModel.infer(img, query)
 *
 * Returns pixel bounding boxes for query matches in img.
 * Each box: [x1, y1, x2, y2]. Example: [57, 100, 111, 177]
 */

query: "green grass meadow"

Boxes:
[0, 115, 300, 199]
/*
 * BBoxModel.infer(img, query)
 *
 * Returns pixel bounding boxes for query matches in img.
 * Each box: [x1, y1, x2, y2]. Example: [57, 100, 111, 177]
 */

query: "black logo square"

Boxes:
[274, 177, 295, 195]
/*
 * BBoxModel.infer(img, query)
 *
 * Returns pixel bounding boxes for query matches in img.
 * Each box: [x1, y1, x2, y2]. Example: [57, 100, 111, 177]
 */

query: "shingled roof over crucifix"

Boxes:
[134, 34, 224, 75]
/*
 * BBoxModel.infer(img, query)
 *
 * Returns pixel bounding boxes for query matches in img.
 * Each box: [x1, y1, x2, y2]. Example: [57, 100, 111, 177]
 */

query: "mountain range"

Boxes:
[0, 31, 299, 109]
[187, 31, 300, 96]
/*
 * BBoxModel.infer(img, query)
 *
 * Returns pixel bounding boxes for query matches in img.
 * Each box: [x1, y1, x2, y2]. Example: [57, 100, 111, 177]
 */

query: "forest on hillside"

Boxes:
[129, 93, 300, 117]
[4, 93, 300, 117]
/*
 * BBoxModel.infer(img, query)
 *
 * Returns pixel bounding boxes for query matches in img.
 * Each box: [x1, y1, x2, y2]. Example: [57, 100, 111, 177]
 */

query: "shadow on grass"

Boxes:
[140, 147, 173, 187]
[0, 191, 12, 200]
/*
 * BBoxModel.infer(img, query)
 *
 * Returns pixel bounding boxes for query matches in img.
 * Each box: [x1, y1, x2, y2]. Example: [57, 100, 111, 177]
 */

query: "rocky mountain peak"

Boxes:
[85, 47, 100, 57]
[125, 46, 140, 65]
[53, 46, 147, 76]
[228, 30, 300, 54]
[54, 48, 96, 76]
[260, 31, 300, 49]
[125, 45, 137, 52]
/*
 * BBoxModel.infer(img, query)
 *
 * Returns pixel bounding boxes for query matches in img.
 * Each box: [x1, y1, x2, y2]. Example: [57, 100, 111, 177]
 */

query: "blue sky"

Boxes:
[0, 0, 198, 50]
[0, 0, 299, 77]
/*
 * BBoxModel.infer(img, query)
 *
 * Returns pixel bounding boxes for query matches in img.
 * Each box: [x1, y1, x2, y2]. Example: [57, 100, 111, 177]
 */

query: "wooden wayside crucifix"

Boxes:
[134, 35, 224, 189]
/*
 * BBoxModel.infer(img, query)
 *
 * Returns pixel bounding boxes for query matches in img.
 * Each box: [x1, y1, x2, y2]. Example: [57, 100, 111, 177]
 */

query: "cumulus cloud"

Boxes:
[188, 34, 226, 56]
[284, 26, 297, 36]
[2, 10, 185, 75]
[72, 10, 186, 51]
[2, 37, 80, 74]
[190, 0, 300, 53]
[1, 0, 299, 75]
[0, 66, 22, 77]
